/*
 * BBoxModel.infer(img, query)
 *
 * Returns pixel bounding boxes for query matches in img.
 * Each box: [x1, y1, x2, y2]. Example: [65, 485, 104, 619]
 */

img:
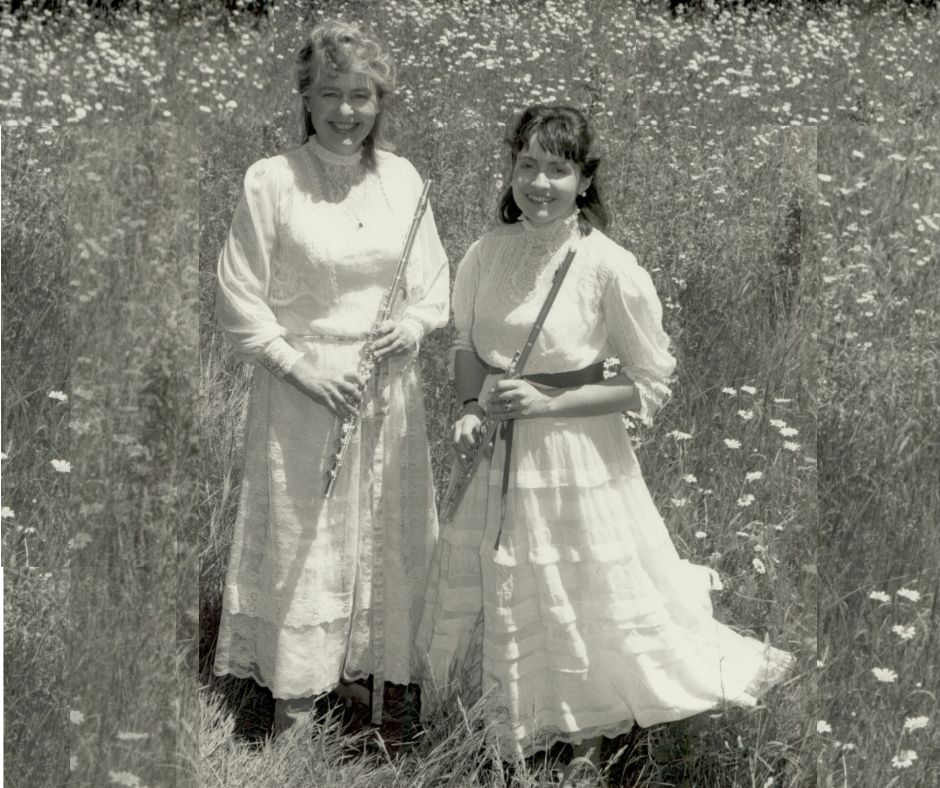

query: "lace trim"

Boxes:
[258, 338, 304, 378]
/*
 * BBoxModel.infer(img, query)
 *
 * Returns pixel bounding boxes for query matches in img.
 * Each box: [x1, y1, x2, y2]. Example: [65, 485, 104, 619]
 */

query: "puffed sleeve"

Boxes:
[448, 238, 484, 376]
[215, 158, 303, 378]
[603, 250, 676, 425]
[397, 161, 450, 347]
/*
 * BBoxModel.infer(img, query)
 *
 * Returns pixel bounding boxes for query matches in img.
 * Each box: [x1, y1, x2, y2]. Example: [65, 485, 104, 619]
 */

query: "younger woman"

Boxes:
[418, 105, 792, 760]
[213, 21, 448, 732]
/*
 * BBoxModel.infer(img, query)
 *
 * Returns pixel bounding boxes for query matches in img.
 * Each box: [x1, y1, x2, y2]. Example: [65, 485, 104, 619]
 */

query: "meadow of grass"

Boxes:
[1, 0, 938, 786]
[816, 126, 939, 786]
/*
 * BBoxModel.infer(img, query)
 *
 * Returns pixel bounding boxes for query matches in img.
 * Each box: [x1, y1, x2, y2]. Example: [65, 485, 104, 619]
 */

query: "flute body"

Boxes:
[323, 179, 433, 498]
[438, 246, 578, 523]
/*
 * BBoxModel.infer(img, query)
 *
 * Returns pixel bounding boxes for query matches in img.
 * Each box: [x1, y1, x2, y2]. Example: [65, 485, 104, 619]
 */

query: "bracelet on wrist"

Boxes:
[461, 397, 479, 408]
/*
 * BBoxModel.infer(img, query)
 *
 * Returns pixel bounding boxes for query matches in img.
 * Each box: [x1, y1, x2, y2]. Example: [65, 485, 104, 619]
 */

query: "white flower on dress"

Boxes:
[872, 667, 898, 683]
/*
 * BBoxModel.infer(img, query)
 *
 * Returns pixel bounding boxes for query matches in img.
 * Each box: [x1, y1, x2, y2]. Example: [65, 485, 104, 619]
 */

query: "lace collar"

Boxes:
[308, 137, 363, 168]
[519, 210, 581, 250]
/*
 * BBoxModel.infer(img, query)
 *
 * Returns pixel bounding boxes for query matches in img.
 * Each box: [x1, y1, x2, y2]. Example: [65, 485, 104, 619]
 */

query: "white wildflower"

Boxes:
[891, 750, 917, 769]
[903, 716, 929, 732]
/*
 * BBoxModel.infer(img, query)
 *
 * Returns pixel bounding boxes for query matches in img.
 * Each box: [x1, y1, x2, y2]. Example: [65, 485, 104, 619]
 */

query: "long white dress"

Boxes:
[418, 212, 792, 757]
[213, 138, 449, 717]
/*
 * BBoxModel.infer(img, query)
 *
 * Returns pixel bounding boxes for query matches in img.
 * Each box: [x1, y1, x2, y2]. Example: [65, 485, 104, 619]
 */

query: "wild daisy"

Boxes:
[871, 667, 898, 683]
[897, 588, 921, 602]
[891, 750, 917, 769]
[903, 716, 929, 732]
[868, 590, 890, 603]
[891, 624, 916, 640]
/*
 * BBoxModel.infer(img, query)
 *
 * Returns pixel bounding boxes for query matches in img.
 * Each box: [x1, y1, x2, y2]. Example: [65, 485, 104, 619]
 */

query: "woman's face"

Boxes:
[511, 138, 590, 226]
[305, 71, 379, 156]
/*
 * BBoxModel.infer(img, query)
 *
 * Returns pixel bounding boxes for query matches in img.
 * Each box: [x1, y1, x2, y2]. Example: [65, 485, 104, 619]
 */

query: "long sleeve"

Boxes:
[399, 165, 450, 344]
[215, 158, 303, 377]
[448, 239, 484, 376]
[603, 251, 676, 425]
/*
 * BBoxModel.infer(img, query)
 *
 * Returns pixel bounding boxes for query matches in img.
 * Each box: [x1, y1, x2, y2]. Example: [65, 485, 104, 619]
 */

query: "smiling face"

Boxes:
[304, 71, 379, 155]
[511, 138, 591, 226]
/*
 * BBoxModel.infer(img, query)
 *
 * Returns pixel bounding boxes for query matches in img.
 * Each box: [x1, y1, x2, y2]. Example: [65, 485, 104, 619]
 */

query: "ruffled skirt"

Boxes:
[417, 401, 792, 758]
[213, 337, 438, 703]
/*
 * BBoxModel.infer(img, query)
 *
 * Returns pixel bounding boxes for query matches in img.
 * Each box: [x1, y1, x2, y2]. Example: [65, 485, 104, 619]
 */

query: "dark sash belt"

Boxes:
[482, 359, 607, 549]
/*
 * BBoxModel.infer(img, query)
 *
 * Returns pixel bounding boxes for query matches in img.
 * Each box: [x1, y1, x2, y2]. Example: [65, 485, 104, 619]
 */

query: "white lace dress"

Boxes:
[213, 138, 449, 717]
[417, 213, 792, 757]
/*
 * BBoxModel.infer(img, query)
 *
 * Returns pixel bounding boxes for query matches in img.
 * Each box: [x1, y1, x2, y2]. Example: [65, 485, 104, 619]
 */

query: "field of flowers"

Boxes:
[2, 0, 938, 786]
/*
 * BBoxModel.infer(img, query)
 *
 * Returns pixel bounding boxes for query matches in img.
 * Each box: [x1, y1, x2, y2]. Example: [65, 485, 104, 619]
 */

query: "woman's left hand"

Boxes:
[491, 379, 552, 421]
[371, 320, 419, 362]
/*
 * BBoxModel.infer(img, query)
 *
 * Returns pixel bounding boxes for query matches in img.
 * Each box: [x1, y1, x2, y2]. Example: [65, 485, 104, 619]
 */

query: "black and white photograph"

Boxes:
[2, 0, 938, 786]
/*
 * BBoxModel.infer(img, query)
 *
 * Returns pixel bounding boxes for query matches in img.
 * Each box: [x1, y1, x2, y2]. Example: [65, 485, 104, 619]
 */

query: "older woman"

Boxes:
[212, 20, 448, 732]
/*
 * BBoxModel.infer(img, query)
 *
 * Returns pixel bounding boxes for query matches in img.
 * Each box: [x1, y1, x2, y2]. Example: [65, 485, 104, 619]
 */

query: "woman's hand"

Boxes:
[371, 320, 419, 362]
[491, 379, 552, 421]
[286, 360, 366, 418]
[453, 403, 485, 453]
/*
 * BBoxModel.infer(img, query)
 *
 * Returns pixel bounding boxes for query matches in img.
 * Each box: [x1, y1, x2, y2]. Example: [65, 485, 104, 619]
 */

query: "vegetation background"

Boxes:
[2, 0, 938, 786]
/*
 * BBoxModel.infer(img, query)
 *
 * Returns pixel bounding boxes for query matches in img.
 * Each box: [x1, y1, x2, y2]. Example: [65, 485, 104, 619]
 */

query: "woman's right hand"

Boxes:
[453, 403, 485, 453]
[286, 360, 366, 418]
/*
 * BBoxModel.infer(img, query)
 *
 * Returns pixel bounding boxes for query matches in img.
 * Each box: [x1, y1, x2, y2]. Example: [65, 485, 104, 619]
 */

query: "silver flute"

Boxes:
[323, 179, 433, 498]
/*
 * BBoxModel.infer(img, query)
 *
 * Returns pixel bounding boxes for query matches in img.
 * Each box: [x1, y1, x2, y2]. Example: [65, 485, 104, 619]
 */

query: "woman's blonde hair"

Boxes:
[296, 20, 396, 168]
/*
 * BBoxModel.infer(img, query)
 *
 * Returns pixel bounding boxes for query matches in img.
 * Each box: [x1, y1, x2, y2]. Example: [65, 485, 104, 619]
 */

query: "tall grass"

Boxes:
[2, 0, 938, 786]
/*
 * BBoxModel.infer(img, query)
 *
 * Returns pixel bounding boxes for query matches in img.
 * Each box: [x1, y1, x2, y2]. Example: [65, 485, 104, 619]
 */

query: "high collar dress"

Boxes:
[417, 213, 793, 757]
[213, 138, 449, 719]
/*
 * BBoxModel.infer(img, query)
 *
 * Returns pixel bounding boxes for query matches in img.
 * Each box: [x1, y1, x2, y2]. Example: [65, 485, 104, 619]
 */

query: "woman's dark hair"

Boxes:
[296, 20, 396, 170]
[498, 104, 609, 235]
